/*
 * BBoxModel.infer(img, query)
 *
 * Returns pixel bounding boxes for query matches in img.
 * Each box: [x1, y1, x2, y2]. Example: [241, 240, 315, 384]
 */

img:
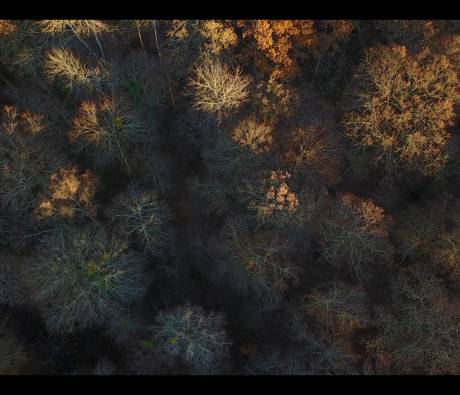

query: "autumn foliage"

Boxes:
[2, 19, 460, 375]
[344, 45, 459, 176]
[239, 20, 317, 81]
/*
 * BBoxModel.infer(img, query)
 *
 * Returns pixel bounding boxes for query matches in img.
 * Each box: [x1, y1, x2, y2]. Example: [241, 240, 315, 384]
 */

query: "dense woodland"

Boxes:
[1, 19, 460, 375]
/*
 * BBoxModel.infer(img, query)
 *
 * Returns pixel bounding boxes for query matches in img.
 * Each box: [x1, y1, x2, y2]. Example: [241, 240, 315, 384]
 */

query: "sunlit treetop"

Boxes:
[238, 20, 317, 81]
[344, 45, 459, 177]
[38, 20, 111, 36]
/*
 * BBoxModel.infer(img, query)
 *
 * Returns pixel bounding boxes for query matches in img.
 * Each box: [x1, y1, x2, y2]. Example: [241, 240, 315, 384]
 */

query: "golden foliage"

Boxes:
[238, 169, 305, 228]
[432, 33, 460, 78]
[0, 20, 16, 36]
[239, 20, 316, 81]
[254, 79, 301, 121]
[198, 20, 238, 55]
[35, 166, 97, 221]
[1, 105, 45, 136]
[166, 20, 190, 41]
[341, 193, 392, 238]
[231, 116, 273, 154]
[344, 45, 458, 176]
[44, 48, 101, 93]
[263, 171, 299, 215]
[269, 82, 300, 112]
[243, 170, 300, 220]
[38, 20, 111, 36]
[69, 96, 145, 165]
[70, 100, 103, 145]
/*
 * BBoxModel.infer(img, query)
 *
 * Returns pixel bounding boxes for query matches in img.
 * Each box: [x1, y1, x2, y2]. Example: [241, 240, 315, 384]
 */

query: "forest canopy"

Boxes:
[1, 19, 460, 375]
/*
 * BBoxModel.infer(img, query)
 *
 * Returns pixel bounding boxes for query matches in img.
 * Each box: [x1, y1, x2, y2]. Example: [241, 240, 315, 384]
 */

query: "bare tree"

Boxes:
[321, 193, 394, 278]
[223, 218, 300, 306]
[189, 58, 250, 123]
[69, 95, 147, 170]
[150, 304, 231, 374]
[44, 48, 103, 93]
[0, 254, 27, 307]
[0, 105, 55, 214]
[27, 225, 145, 334]
[0, 316, 29, 374]
[109, 186, 170, 255]
[305, 282, 369, 339]
[367, 264, 460, 374]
